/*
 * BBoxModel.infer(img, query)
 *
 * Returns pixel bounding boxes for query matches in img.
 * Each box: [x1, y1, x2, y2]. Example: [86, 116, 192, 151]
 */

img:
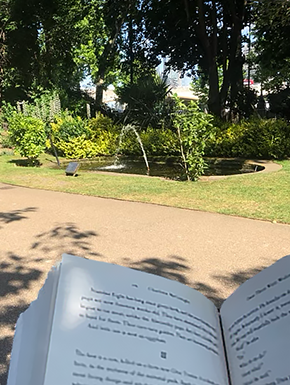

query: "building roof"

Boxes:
[170, 87, 199, 101]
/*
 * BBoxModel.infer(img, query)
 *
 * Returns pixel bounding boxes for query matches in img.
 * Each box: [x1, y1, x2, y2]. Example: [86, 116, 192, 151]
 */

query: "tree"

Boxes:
[75, 0, 139, 108]
[253, 0, 290, 91]
[141, 0, 250, 117]
[0, 0, 10, 107]
[1, 0, 161, 113]
[93, 0, 126, 107]
[1, 0, 92, 106]
[0, 0, 31, 105]
[76, 0, 161, 110]
[90, 0, 155, 108]
[252, 1, 290, 119]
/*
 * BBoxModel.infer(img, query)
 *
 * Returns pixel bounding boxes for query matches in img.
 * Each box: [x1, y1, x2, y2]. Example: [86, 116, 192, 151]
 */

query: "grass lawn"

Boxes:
[1, 152, 290, 224]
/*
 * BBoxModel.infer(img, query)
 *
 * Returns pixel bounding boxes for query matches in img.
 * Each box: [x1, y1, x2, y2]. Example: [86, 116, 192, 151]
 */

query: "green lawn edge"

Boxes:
[1, 153, 290, 224]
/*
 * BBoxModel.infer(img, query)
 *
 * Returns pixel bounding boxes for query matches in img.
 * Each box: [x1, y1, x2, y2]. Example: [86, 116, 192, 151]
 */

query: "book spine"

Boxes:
[219, 310, 232, 385]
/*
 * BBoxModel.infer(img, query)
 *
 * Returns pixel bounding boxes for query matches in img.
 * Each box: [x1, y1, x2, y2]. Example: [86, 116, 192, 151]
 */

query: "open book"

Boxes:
[7, 254, 290, 385]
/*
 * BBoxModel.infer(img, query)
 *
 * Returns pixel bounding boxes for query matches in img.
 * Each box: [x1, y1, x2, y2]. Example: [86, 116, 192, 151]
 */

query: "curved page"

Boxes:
[7, 263, 61, 385]
[221, 255, 290, 385]
[43, 254, 229, 385]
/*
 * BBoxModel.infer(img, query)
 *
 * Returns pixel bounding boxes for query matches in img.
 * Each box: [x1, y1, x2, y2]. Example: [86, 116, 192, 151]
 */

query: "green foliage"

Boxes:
[206, 117, 290, 159]
[142, 0, 250, 116]
[50, 113, 118, 158]
[0, 129, 13, 148]
[0, 102, 15, 148]
[267, 89, 290, 121]
[24, 91, 62, 123]
[51, 114, 90, 142]
[4, 93, 63, 164]
[234, 88, 258, 119]
[7, 112, 46, 161]
[1, 92, 61, 126]
[47, 109, 179, 160]
[191, 73, 209, 112]
[253, 0, 290, 92]
[1, 0, 125, 111]
[119, 127, 179, 156]
[55, 132, 117, 159]
[0, 101, 15, 121]
[140, 127, 179, 155]
[116, 73, 172, 127]
[172, 96, 214, 180]
[191, 67, 225, 112]
[88, 113, 118, 135]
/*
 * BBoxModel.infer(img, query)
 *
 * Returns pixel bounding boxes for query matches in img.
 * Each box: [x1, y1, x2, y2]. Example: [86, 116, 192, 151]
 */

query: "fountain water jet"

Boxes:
[114, 124, 150, 175]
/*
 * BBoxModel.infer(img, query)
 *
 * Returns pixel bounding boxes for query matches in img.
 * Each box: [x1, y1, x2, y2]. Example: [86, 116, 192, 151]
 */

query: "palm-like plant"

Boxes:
[116, 73, 172, 128]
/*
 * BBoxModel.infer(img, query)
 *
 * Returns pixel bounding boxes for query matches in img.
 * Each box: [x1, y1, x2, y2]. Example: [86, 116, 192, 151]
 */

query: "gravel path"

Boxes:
[1, 182, 290, 384]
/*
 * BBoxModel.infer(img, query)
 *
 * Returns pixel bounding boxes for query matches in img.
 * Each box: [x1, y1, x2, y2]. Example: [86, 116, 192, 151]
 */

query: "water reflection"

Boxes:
[61, 157, 265, 180]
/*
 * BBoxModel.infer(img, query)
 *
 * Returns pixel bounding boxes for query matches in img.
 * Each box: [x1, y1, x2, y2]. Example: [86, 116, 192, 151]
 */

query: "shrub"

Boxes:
[0, 130, 13, 148]
[206, 117, 290, 159]
[116, 126, 179, 156]
[8, 113, 46, 161]
[22, 91, 61, 123]
[51, 114, 90, 142]
[88, 113, 118, 135]
[48, 112, 119, 159]
[1, 102, 15, 148]
[140, 127, 179, 155]
[172, 97, 214, 180]
[55, 131, 118, 159]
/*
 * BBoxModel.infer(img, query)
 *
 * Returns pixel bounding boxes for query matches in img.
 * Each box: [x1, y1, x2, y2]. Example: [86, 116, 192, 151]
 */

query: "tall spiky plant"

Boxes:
[21, 92, 62, 166]
[116, 72, 172, 128]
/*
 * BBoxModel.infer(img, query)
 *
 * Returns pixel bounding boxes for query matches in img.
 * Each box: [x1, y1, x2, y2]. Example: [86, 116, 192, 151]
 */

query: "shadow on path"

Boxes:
[0, 223, 100, 385]
[31, 222, 101, 258]
[213, 266, 267, 287]
[0, 207, 37, 227]
[127, 255, 190, 285]
[193, 265, 267, 308]
[0, 253, 42, 385]
[125, 256, 267, 308]
[0, 253, 42, 299]
[0, 186, 15, 190]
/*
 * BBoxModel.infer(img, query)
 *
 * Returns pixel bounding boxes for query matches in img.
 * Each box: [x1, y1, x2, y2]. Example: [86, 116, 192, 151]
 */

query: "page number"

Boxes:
[160, 351, 167, 359]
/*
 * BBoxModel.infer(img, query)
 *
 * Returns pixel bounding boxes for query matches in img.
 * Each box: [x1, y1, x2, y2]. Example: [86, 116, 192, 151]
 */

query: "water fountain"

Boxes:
[86, 155, 265, 179]
[59, 125, 266, 179]
[99, 124, 150, 175]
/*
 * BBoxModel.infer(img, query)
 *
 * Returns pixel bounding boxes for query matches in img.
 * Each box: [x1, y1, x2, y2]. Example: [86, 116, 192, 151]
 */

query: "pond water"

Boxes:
[62, 156, 265, 180]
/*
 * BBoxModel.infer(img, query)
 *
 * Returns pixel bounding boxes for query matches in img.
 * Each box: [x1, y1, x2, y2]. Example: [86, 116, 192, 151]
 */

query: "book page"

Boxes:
[220, 255, 290, 385]
[43, 254, 229, 385]
[7, 262, 61, 385]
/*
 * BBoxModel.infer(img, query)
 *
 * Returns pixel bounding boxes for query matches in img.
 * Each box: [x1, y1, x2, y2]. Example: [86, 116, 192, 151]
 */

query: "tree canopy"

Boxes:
[141, 0, 250, 116]
[253, 0, 290, 91]
[1, 0, 290, 118]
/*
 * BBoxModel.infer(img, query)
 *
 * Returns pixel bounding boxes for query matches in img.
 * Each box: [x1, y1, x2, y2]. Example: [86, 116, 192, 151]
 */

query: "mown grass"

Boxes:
[1, 152, 290, 223]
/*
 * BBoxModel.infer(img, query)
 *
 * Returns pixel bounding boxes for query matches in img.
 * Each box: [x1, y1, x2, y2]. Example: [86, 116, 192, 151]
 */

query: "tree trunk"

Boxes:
[227, 0, 247, 116]
[95, 77, 105, 107]
[0, 55, 4, 110]
[128, 15, 134, 85]
[196, 0, 221, 116]
[0, 12, 7, 109]
[41, 21, 54, 89]
[94, 15, 125, 110]
[220, 9, 231, 115]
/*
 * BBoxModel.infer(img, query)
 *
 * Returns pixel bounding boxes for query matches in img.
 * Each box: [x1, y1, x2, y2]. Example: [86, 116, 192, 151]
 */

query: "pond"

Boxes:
[62, 156, 265, 180]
